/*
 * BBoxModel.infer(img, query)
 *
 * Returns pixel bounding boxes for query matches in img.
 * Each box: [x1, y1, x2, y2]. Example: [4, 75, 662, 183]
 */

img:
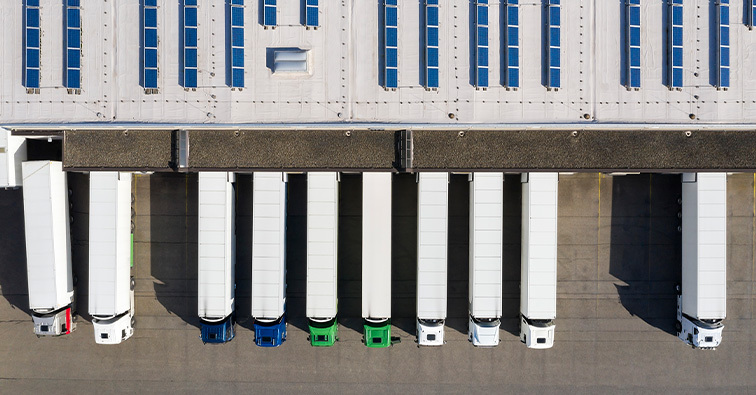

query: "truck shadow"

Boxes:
[0, 187, 32, 316]
[500, 174, 522, 338]
[285, 174, 309, 332]
[234, 174, 253, 330]
[609, 174, 681, 336]
[391, 174, 418, 335]
[337, 174, 363, 334]
[149, 173, 200, 329]
[68, 173, 91, 322]
[446, 174, 470, 335]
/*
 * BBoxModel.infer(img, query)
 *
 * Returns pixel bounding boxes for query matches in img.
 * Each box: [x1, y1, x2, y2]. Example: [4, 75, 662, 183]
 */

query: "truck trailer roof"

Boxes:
[22, 161, 73, 312]
[306, 172, 339, 320]
[251, 172, 287, 320]
[469, 172, 503, 319]
[416, 172, 449, 320]
[88, 172, 132, 317]
[681, 173, 727, 320]
[520, 173, 558, 320]
[198, 172, 236, 321]
[362, 172, 392, 320]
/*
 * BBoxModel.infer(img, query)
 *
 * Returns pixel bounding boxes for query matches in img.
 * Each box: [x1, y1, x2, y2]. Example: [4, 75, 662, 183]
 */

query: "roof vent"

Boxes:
[272, 49, 310, 74]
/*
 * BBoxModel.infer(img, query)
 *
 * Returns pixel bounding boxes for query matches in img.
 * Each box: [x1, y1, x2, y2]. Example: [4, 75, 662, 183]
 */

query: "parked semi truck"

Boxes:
[251, 172, 288, 347]
[468, 172, 503, 347]
[520, 173, 558, 349]
[22, 161, 76, 337]
[416, 172, 449, 346]
[198, 172, 236, 344]
[677, 172, 727, 349]
[362, 172, 393, 347]
[89, 172, 135, 344]
[1, 129, 26, 188]
[306, 172, 339, 346]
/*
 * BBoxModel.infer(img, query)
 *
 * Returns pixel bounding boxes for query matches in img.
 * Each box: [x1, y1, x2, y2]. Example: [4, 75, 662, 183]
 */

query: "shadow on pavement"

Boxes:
[610, 174, 681, 335]
[286, 174, 308, 332]
[150, 173, 200, 328]
[501, 174, 522, 338]
[337, 174, 363, 334]
[234, 174, 253, 329]
[446, 174, 470, 335]
[0, 187, 31, 316]
[68, 173, 90, 321]
[391, 173, 418, 335]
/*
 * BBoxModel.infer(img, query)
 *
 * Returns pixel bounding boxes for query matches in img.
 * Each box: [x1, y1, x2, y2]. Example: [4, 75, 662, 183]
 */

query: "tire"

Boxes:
[130, 277, 135, 290]
[675, 283, 681, 295]
[675, 321, 682, 333]
[130, 317, 136, 328]
[73, 275, 78, 287]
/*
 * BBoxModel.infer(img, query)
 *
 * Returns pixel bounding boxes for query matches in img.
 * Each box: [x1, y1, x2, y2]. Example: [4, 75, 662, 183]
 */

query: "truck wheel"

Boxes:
[131, 220, 135, 232]
[675, 283, 681, 295]
[73, 275, 78, 286]
[130, 277, 135, 290]
[675, 321, 682, 333]
[131, 317, 136, 328]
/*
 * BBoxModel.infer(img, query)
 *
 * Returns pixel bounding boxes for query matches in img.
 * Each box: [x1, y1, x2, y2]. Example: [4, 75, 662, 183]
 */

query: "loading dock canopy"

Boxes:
[54, 128, 756, 172]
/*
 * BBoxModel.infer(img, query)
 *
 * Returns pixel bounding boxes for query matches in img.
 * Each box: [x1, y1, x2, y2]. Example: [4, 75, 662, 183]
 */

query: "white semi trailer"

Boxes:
[251, 172, 288, 347]
[362, 172, 393, 348]
[416, 172, 449, 346]
[677, 173, 727, 349]
[198, 172, 236, 344]
[306, 172, 340, 347]
[22, 161, 76, 337]
[468, 172, 503, 347]
[0, 128, 26, 188]
[520, 173, 558, 349]
[89, 172, 135, 345]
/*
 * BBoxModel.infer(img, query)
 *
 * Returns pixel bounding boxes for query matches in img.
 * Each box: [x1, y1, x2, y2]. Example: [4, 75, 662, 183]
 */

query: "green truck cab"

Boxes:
[309, 318, 338, 347]
[363, 319, 391, 348]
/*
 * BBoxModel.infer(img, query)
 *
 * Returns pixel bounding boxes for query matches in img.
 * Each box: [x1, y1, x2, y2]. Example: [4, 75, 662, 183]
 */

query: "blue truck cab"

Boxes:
[253, 315, 287, 347]
[200, 315, 236, 344]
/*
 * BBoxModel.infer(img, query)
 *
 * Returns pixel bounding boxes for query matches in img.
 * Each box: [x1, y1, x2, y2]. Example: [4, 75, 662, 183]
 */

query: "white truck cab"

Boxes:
[417, 319, 444, 346]
[93, 282, 135, 345]
[469, 317, 500, 347]
[520, 316, 555, 349]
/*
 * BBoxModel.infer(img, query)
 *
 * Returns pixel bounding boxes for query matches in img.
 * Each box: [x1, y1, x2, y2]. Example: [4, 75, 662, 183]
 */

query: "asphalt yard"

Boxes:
[0, 172, 754, 392]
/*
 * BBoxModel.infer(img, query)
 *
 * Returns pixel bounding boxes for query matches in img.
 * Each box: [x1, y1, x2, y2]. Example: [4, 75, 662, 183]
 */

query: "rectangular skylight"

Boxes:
[184, 0, 198, 88]
[425, 0, 439, 90]
[505, 0, 519, 89]
[668, 0, 683, 89]
[475, 0, 489, 89]
[143, 0, 159, 91]
[230, 0, 244, 88]
[385, 0, 399, 89]
[626, 0, 641, 90]
[546, 0, 560, 90]
[65, 0, 81, 91]
[24, 0, 41, 91]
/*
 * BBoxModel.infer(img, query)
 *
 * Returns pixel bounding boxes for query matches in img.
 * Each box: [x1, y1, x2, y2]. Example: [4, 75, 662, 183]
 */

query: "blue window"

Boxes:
[546, 0, 560, 89]
[715, 0, 729, 89]
[230, 0, 244, 88]
[474, 0, 488, 89]
[384, 0, 399, 89]
[668, 0, 683, 89]
[24, 0, 41, 90]
[305, 0, 318, 28]
[183, 1, 198, 88]
[425, 0, 439, 89]
[264, 0, 276, 27]
[626, 0, 641, 89]
[504, 0, 519, 89]
[65, 0, 81, 90]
